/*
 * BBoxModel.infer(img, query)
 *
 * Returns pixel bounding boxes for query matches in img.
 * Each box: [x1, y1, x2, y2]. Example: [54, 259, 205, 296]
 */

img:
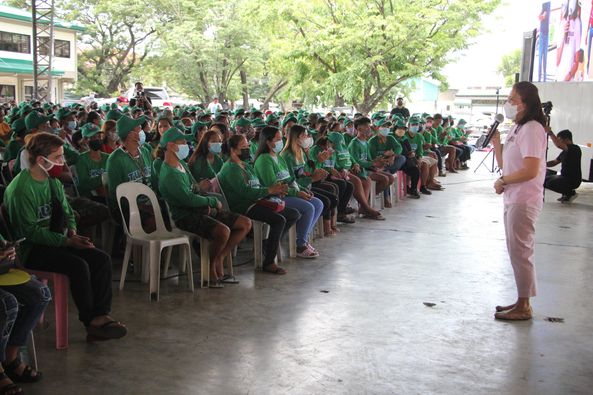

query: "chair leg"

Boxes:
[253, 222, 263, 270]
[141, 246, 150, 284]
[185, 244, 194, 293]
[225, 252, 233, 276]
[149, 244, 161, 302]
[289, 225, 297, 258]
[119, 241, 132, 290]
[162, 246, 173, 278]
[53, 274, 69, 350]
[200, 238, 210, 288]
[26, 332, 38, 371]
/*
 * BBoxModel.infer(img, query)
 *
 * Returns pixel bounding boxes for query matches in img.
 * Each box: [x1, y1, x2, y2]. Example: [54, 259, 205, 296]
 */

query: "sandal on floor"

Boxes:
[86, 320, 128, 342]
[220, 274, 240, 284]
[362, 212, 385, 220]
[263, 264, 287, 275]
[3, 358, 41, 383]
[0, 373, 22, 395]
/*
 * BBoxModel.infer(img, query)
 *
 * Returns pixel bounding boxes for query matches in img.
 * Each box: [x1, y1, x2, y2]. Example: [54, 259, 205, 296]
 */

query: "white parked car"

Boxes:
[126, 86, 173, 109]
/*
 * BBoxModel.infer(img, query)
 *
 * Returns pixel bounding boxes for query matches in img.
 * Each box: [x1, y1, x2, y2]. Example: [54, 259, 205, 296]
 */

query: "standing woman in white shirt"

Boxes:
[491, 82, 547, 321]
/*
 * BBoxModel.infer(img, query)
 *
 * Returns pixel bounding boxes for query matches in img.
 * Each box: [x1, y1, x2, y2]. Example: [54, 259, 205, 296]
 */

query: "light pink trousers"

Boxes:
[503, 204, 541, 298]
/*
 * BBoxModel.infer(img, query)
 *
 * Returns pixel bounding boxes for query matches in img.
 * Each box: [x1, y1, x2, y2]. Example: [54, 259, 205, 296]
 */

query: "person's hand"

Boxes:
[331, 168, 341, 178]
[408, 152, 416, 158]
[268, 183, 288, 195]
[216, 200, 223, 210]
[0, 246, 16, 261]
[563, 19, 570, 34]
[66, 235, 94, 249]
[312, 168, 328, 182]
[372, 159, 385, 168]
[491, 131, 501, 147]
[198, 179, 211, 192]
[494, 178, 505, 194]
[298, 191, 312, 200]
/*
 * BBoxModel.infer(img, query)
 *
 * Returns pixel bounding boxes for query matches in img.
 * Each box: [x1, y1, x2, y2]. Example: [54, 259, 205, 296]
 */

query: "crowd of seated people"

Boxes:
[0, 94, 479, 392]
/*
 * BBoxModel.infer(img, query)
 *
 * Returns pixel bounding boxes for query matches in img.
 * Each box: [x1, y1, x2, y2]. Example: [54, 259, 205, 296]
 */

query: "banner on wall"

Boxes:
[533, 0, 593, 82]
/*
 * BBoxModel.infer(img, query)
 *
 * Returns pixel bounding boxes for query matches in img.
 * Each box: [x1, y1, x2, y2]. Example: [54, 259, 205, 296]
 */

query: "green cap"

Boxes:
[343, 118, 353, 126]
[234, 117, 251, 128]
[105, 110, 122, 121]
[281, 115, 297, 127]
[458, 119, 467, 125]
[191, 121, 210, 136]
[408, 116, 420, 125]
[11, 118, 27, 136]
[371, 112, 386, 120]
[81, 123, 101, 138]
[25, 110, 51, 131]
[375, 118, 392, 128]
[394, 119, 407, 128]
[116, 115, 146, 140]
[159, 127, 192, 148]
[233, 108, 245, 116]
[19, 104, 33, 118]
[56, 108, 74, 121]
[264, 114, 277, 125]
[252, 118, 267, 129]
[100, 104, 110, 112]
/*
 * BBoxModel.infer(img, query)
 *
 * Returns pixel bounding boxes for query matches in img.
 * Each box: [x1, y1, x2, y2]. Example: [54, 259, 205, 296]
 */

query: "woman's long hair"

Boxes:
[514, 82, 546, 127]
[282, 124, 307, 163]
[188, 130, 220, 167]
[254, 126, 280, 161]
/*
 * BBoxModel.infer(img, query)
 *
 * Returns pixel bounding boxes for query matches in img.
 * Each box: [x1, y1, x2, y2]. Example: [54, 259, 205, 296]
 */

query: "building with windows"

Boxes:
[0, 4, 83, 103]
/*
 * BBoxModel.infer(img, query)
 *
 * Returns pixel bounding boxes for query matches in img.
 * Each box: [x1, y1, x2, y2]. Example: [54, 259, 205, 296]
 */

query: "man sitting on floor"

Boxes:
[545, 129, 582, 203]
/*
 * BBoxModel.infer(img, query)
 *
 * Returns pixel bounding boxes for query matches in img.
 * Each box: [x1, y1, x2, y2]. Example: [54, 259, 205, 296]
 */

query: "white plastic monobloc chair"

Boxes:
[116, 182, 194, 301]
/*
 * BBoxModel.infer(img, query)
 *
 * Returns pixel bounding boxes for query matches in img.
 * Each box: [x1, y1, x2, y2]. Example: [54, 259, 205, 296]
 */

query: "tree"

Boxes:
[55, 0, 168, 96]
[498, 49, 522, 88]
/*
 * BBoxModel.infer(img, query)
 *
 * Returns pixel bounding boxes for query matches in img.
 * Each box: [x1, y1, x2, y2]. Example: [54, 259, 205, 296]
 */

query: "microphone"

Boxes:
[480, 113, 504, 149]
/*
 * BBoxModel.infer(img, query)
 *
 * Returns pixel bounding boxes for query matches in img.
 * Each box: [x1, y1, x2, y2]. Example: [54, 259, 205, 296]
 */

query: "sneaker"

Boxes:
[407, 190, 421, 199]
[420, 186, 432, 195]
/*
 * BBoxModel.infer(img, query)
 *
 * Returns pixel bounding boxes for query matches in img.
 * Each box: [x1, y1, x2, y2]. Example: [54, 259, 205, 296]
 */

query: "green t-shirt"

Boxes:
[402, 133, 425, 157]
[74, 151, 109, 198]
[4, 138, 22, 162]
[249, 140, 259, 163]
[434, 125, 449, 145]
[368, 135, 402, 159]
[159, 161, 218, 223]
[3, 169, 77, 264]
[281, 149, 313, 190]
[151, 158, 163, 194]
[309, 145, 336, 170]
[190, 154, 224, 182]
[348, 137, 373, 178]
[420, 130, 437, 146]
[218, 161, 269, 214]
[254, 153, 299, 196]
[105, 146, 153, 210]
[343, 133, 354, 146]
[327, 132, 352, 170]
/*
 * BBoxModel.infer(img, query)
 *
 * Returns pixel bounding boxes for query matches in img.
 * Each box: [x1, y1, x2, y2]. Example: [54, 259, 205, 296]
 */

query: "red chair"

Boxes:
[26, 270, 69, 350]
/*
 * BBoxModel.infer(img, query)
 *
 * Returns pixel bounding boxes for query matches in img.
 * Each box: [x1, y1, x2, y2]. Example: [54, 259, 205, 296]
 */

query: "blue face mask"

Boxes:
[52, 128, 61, 135]
[209, 142, 222, 154]
[273, 140, 284, 153]
[138, 131, 146, 145]
[409, 125, 419, 134]
[177, 144, 190, 160]
[68, 121, 77, 130]
[379, 128, 390, 137]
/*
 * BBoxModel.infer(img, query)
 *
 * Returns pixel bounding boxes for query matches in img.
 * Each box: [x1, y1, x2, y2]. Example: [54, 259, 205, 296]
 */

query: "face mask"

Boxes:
[51, 128, 61, 135]
[89, 140, 102, 151]
[273, 140, 284, 153]
[239, 148, 251, 161]
[209, 142, 222, 154]
[504, 101, 518, 120]
[379, 128, 390, 137]
[347, 126, 355, 135]
[176, 144, 190, 160]
[298, 137, 313, 149]
[41, 157, 64, 178]
[425, 123, 433, 129]
[138, 131, 146, 145]
[67, 121, 77, 130]
[409, 125, 419, 134]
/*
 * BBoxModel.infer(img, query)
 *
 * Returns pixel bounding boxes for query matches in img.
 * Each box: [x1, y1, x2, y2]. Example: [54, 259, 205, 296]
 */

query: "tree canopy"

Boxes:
[47, 0, 500, 111]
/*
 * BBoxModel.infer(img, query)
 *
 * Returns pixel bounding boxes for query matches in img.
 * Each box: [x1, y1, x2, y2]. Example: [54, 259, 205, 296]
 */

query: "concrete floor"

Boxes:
[22, 152, 593, 395]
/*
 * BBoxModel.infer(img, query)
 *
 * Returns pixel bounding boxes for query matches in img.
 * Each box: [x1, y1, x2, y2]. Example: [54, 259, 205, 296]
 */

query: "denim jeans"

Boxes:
[0, 278, 51, 361]
[284, 196, 324, 247]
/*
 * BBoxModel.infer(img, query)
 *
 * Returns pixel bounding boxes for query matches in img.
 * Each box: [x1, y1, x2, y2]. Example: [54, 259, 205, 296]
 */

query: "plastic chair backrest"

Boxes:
[115, 182, 167, 238]
[212, 175, 230, 211]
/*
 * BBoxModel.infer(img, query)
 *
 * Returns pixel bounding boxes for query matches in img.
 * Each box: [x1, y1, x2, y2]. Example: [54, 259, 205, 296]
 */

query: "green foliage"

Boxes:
[497, 49, 522, 88]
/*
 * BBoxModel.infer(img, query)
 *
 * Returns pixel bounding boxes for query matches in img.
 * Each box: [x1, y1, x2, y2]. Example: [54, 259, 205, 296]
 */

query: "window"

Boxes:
[39, 37, 71, 58]
[24, 86, 33, 101]
[0, 31, 30, 53]
[0, 85, 16, 103]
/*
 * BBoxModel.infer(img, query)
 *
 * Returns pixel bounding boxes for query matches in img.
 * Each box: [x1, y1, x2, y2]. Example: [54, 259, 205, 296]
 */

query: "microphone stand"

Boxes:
[475, 88, 501, 174]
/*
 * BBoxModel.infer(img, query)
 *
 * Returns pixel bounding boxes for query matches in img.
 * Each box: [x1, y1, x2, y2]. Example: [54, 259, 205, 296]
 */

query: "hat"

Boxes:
[375, 118, 392, 128]
[100, 104, 110, 112]
[116, 115, 146, 140]
[25, 110, 51, 131]
[191, 121, 210, 136]
[264, 114, 277, 125]
[394, 119, 407, 128]
[343, 118, 353, 126]
[11, 118, 27, 136]
[233, 108, 245, 116]
[159, 127, 192, 148]
[56, 108, 74, 121]
[408, 116, 420, 125]
[327, 132, 345, 146]
[252, 118, 267, 129]
[19, 104, 33, 118]
[234, 117, 251, 128]
[458, 119, 467, 125]
[281, 115, 297, 127]
[81, 123, 101, 138]
[105, 110, 122, 121]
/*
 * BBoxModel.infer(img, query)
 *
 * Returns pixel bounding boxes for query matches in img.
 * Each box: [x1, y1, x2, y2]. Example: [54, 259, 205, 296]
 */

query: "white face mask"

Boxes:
[298, 137, 313, 149]
[504, 101, 518, 120]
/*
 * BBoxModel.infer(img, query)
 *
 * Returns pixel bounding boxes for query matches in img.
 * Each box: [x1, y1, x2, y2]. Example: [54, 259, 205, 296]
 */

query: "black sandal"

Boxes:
[86, 320, 127, 342]
[3, 357, 42, 383]
[0, 373, 22, 395]
[263, 264, 287, 275]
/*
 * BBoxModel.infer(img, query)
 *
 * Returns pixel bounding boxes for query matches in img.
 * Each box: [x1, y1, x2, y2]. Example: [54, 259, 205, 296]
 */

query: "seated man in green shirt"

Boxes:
[75, 123, 109, 203]
[158, 128, 251, 287]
